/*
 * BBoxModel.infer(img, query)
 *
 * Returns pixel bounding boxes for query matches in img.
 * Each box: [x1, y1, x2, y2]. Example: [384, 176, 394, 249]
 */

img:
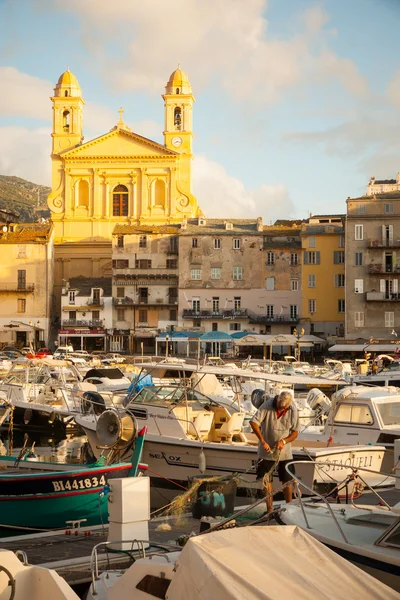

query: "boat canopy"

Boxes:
[165, 526, 396, 600]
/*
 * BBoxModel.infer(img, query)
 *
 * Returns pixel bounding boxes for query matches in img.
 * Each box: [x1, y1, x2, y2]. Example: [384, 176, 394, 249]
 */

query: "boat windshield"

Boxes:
[129, 386, 213, 408]
[376, 401, 400, 426]
[375, 517, 400, 549]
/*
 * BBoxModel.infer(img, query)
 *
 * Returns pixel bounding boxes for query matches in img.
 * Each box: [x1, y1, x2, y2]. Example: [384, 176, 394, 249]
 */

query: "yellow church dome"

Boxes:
[165, 66, 192, 95]
[54, 69, 82, 97]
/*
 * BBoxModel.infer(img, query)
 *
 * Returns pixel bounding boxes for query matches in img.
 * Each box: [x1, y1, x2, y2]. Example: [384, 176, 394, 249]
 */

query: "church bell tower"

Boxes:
[51, 69, 84, 155]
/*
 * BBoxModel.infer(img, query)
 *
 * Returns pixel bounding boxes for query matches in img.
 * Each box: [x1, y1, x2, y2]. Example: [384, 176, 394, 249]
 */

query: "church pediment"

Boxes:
[61, 128, 178, 159]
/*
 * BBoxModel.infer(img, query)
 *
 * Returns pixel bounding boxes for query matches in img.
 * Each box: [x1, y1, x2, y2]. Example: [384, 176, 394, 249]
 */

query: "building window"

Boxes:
[138, 309, 147, 323]
[68, 290, 76, 304]
[116, 288, 125, 300]
[308, 274, 316, 288]
[112, 259, 129, 269]
[355, 224, 363, 241]
[234, 297, 241, 311]
[355, 252, 363, 266]
[308, 299, 316, 313]
[211, 268, 222, 280]
[92, 288, 101, 304]
[69, 311, 76, 320]
[139, 235, 147, 248]
[17, 245, 26, 258]
[117, 308, 125, 321]
[290, 305, 297, 319]
[192, 298, 200, 312]
[191, 269, 201, 280]
[304, 251, 320, 264]
[166, 259, 177, 269]
[266, 305, 274, 318]
[385, 312, 394, 328]
[229, 322, 241, 331]
[266, 276, 275, 290]
[17, 270, 26, 290]
[192, 238, 198, 248]
[169, 236, 178, 253]
[168, 287, 178, 303]
[17, 298, 26, 313]
[213, 238, 222, 249]
[338, 235, 345, 248]
[334, 274, 345, 287]
[135, 259, 152, 269]
[267, 252, 275, 265]
[112, 184, 128, 216]
[233, 266, 243, 280]
[384, 203, 394, 214]
[338, 299, 345, 313]
[355, 311, 364, 327]
[356, 204, 366, 214]
[92, 310, 100, 320]
[233, 238, 241, 250]
[212, 297, 220, 313]
[193, 320, 201, 327]
[117, 235, 124, 248]
[291, 279, 299, 291]
[333, 251, 345, 264]
[212, 322, 218, 331]
[290, 253, 298, 266]
[308, 236, 316, 248]
[355, 279, 364, 293]
[169, 309, 177, 321]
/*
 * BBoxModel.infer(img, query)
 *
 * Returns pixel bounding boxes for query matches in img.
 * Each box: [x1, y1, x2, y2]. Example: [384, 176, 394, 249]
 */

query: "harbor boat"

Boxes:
[0, 426, 146, 532]
[83, 367, 132, 392]
[75, 384, 390, 507]
[279, 461, 400, 592]
[0, 549, 79, 600]
[84, 526, 398, 599]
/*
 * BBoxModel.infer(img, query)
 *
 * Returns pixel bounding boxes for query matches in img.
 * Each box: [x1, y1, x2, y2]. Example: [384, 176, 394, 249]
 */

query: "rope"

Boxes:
[145, 467, 188, 491]
[7, 407, 14, 456]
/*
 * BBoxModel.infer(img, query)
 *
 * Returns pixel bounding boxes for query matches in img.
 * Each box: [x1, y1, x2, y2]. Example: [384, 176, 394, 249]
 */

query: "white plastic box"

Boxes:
[108, 520, 149, 551]
[108, 477, 150, 523]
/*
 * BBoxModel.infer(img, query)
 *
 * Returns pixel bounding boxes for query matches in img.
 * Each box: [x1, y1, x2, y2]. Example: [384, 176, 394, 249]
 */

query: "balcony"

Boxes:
[62, 319, 105, 327]
[247, 310, 299, 324]
[113, 297, 134, 306]
[0, 283, 35, 293]
[86, 299, 105, 307]
[365, 291, 400, 302]
[368, 263, 400, 275]
[113, 267, 178, 278]
[368, 239, 400, 249]
[114, 297, 178, 307]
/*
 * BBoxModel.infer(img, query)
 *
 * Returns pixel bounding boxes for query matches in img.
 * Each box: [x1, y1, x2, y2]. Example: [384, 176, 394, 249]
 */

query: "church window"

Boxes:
[64, 90, 68, 97]
[153, 180, 166, 207]
[113, 184, 129, 216]
[174, 107, 182, 130]
[63, 110, 70, 132]
[176, 88, 180, 94]
[78, 180, 89, 207]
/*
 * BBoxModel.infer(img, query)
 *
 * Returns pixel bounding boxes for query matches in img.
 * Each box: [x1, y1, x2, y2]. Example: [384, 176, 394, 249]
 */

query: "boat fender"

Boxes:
[199, 448, 206, 474]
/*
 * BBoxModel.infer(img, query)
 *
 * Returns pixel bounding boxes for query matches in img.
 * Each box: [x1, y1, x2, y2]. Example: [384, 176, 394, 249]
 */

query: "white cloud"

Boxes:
[0, 67, 51, 119]
[193, 154, 293, 221]
[46, 0, 369, 105]
[0, 126, 51, 184]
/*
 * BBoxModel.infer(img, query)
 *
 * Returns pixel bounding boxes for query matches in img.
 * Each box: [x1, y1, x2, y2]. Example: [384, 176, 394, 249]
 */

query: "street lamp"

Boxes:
[165, 334, 169, 358]
[293, 328, 305, 361]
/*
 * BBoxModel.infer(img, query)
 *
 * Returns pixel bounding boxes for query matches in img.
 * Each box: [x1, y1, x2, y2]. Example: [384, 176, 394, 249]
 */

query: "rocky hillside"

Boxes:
[0, 175, 50, 222]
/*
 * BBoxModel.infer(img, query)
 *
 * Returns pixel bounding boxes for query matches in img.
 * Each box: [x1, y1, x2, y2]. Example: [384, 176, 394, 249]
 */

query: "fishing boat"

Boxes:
[0, 426, 146, 532]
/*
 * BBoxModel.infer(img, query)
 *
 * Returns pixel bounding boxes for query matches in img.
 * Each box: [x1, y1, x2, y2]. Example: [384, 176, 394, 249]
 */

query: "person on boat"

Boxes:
[249, 390, 299, 513]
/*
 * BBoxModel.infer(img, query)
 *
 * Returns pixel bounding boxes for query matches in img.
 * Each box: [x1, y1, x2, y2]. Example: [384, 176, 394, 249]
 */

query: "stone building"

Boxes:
[346, 191, 400, 339]
[301, 215, 345, 337]
[367, 174, 400, 196]
[0, 220, 54, 348]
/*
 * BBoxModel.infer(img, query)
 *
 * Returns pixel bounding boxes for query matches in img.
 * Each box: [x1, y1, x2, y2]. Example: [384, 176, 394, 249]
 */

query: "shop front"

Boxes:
[57, 328, 106, 352]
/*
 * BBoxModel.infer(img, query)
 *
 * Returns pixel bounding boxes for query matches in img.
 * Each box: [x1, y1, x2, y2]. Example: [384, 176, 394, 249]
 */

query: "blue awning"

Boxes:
[199, 331, 233, 342]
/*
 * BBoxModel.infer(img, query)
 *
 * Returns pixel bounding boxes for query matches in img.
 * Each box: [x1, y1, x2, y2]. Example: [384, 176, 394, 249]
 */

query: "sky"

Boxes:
[1, 0, 400, 222]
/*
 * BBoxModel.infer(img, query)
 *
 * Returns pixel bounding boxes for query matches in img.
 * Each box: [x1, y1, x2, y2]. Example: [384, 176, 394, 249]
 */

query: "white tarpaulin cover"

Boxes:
[166, 526, 397, 600]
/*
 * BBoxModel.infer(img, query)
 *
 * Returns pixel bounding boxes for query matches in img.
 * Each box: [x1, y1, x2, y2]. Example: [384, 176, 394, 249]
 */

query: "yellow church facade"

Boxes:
[48, 67, 201, 310]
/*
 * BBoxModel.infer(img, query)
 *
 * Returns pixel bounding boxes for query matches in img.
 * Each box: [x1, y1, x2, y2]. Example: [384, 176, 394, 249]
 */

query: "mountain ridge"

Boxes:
[0, 174, 51, 222]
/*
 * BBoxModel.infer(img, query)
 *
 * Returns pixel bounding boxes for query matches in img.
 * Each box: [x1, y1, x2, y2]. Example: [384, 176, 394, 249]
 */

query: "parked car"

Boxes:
[35, 348, 52, 358]
[2, 346, 23, 355]
[101, 353, 125, 364]
[53, 346, 74, 357]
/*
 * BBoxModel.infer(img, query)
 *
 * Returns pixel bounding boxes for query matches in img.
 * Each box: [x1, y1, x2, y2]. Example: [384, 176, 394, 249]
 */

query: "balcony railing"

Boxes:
[368, 263, 400, 274]
[182, 309, 249, 320]
[62, 319, 105, 327]
[86, 299, 105, 307]
[113, 297, 134, 305]
[113, 267, 178, 277]
[365, 292, 400, 302]
[247, 310, 299, 324]
[0, 283, 35, 292]
[368, 239, 400, 249]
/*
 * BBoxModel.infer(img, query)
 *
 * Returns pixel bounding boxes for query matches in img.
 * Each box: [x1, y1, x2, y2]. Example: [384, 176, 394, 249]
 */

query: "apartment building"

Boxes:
[301, 215, 345, 337]
[0, 219, 54, 348]
[59, 277, 112, 351]
[346, 191, 400, 339]
[112, 224, 180, 353]
[367, 174, 400, 196]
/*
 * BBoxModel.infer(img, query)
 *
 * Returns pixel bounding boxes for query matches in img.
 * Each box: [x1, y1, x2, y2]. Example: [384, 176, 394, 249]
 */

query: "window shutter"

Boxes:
[334, 274, 338, 287]
[385, 312, 394, 328]
[304, 252, 309, 265]
[316, 251, 320, 264]
[355, 279, 363, 293]
[380, 279, 386, 293]
[393, 280, 398, 293]
[333, 251, 338, 264]
[382, 225, 386, 241]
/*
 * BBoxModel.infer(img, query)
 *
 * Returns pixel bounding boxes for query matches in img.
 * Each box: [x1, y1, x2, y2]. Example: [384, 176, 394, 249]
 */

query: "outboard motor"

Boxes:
[251, 389, 267, 410]
[306, 388, 331, 414]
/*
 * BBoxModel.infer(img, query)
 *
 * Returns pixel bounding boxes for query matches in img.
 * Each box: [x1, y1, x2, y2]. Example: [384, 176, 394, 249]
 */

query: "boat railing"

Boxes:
[89, 539, 179, 595]
[285, 460, 399, 544]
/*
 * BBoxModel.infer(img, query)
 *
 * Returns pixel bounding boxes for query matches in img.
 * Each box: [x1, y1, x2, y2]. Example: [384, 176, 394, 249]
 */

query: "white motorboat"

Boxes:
[75, 384, 389, 507]
[84, 525, 398, 600]
[280, 461, 400, 592]
[83, 367, 132, 392]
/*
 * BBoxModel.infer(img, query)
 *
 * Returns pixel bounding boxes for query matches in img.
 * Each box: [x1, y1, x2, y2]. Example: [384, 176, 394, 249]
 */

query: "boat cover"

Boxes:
[166, 526, 398, 600]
